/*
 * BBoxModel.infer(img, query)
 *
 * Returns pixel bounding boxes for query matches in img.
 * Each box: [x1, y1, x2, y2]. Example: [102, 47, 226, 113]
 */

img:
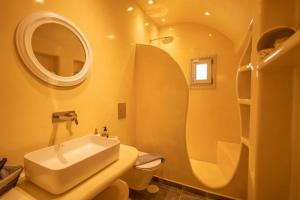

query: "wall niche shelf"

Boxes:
[257, 27, 295, 61]
[238, 98, 251, 105]
[258, 30, 300, 71]
[237, 70, 251, 99]
[241, 136, 250, 147]
[240, 39, 252, 66]
[254, 29, 300, 200]
[239, 104, 250, 139]
[238, 64, 252, 72]
[236, 23, 253, 149]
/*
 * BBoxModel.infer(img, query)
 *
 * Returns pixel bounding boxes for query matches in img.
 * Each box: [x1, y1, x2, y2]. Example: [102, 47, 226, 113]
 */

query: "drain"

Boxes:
[147, 184, 159, 194]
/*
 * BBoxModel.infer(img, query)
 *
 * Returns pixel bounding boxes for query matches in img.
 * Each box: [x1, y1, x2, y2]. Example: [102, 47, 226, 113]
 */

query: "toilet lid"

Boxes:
[136, 159, 162, 169]
[136, 151, 162, 169]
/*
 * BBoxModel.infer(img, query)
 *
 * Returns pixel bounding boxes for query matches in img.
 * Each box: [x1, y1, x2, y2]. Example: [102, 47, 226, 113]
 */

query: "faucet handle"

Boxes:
[52, 110, 78, 125]
[65, 111, 76, 117]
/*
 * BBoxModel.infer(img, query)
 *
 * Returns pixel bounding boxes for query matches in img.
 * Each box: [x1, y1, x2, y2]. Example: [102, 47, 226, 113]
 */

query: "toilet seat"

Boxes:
[135, 151, 162, 170]
[136, 159, 162, 170]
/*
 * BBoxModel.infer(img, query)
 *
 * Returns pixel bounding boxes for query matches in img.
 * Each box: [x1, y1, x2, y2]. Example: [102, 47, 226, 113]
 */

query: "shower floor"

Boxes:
[190, 159, 227, 187]
[129, 177, 234, 200]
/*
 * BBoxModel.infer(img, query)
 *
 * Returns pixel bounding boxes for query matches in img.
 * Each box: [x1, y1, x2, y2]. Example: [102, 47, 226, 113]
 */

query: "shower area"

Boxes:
[184, 22, 252, 190]
[134, 0, 300, 199]
[134, 22, 251, 199]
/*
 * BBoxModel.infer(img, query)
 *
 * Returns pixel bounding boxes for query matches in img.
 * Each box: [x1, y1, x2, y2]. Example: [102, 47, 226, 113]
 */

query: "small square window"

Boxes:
[191, 57, 215, 88]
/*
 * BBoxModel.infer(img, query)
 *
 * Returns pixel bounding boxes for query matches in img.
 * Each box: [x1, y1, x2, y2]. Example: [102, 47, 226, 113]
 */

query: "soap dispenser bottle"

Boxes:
[94, 128, 99, 136]
[101, 126, 109, 138]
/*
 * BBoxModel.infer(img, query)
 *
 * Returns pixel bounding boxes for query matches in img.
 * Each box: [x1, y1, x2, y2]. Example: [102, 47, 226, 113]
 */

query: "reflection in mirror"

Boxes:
[31, 23, 86, 77]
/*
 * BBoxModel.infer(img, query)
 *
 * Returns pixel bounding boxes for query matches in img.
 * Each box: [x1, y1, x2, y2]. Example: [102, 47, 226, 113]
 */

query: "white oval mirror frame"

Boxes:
[16, 12, 92, 87]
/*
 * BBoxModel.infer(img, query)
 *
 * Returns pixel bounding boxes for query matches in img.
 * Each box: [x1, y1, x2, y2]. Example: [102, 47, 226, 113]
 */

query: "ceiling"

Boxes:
[135, 0, 253, 47]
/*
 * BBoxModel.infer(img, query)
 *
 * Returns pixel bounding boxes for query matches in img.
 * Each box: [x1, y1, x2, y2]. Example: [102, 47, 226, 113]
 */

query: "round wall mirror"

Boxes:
[16, 12, 92, 87]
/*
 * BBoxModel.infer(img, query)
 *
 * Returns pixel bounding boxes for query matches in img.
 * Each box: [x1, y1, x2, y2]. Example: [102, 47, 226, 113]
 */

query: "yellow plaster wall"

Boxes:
[297, 0, 300, 28]
[134, 44, 195, 185]
[250, 1, 298, 199]
[260, 0, 295, 33]
[0, 0, 158, 165]
[158, 23, 240, 163]
[291, 66, 300, 200]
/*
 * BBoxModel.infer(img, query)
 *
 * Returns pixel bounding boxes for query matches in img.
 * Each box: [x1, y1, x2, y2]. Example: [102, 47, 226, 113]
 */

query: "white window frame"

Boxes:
[190, 57, 215, 89]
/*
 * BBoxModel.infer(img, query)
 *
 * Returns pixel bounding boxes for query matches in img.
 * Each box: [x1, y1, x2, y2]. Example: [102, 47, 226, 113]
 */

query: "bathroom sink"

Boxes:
[24, 135, 120, 194]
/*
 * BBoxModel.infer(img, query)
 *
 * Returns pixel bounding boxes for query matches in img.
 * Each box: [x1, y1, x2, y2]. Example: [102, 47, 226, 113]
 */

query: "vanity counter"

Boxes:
[0, 144, 138, 200]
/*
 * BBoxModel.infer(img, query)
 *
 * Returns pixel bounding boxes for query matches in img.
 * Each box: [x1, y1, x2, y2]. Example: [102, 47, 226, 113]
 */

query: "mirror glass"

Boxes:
[31, 23, 86, 77]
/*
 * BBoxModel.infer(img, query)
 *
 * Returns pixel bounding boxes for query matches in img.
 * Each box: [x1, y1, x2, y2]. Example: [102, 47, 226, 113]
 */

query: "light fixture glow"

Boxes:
[161, 18, 166, 22]
[148, 0, 155, 5]
[144, 22, 149, 26]
[204, 11, 210, 16]
[168, 28, 173, 31]
[127, 6, 134, 12]
[35, 0, 44, 4]
[208, 33, 212, 37]
[107, 34, 116, 39]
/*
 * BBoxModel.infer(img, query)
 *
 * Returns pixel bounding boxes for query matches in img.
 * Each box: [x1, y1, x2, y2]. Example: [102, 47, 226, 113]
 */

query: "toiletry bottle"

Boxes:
[101, 126, 109, 138]
[94, 128, 99, 135]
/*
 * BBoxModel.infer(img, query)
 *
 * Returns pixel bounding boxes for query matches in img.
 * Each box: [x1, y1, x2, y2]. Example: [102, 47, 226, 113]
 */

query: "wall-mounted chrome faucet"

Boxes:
[52, 111, 79, 125]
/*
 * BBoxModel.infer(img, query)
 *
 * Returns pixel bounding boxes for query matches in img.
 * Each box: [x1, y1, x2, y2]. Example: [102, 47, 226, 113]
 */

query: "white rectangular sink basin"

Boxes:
[24, 135, 120, 194]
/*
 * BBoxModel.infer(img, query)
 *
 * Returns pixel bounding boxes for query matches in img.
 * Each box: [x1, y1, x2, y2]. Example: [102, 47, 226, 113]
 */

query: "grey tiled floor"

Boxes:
[129, 179, 232, 200]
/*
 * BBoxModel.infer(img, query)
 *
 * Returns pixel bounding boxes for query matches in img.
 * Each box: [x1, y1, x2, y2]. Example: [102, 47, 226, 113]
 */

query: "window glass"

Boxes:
[191, 57, 215, 88]
[196, 63, 208, 80]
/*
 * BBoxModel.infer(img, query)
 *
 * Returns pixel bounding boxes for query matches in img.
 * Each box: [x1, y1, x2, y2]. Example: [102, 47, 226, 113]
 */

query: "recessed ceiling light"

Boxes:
[127, 6, 134, 12]
[35, 0, 44, 4]
[107, 34, 116, 39]
[148, 0, 155, 5]
[144, 22, 149, 26]
[161, 18, 166, 22]
[208, 33, 212, 37]
[204, 11, 210, 16]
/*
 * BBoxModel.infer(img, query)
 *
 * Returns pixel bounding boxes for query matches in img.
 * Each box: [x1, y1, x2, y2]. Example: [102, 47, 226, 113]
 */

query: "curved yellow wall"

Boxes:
[0, 0, 158, 164]
[135, 44, 193, 184]
[135, 44, 246, 199]
[248, 1, 300, 199]
[291, 67, 300, 200]
[297, 0, 300, 28]
[158, 23, 240, 163]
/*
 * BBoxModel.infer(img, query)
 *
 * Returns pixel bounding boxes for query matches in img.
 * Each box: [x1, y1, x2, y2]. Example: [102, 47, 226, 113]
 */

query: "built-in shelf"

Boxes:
[237, 69, 251, 99]
[240, 39, 252, 66]
[255, 29, 298, 199]
[237, 30, 252, 145]
[238, 64, 253, 72]
[241, 136, 249, 147]
[258, 30, 300, 71]
[257, 27, 295, 53]
[238, 98, 251, 105]
[240, 104, 250, 139]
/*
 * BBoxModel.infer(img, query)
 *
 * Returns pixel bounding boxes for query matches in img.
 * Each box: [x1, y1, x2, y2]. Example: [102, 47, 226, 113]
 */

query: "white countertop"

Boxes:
[0, 144, 138, 200]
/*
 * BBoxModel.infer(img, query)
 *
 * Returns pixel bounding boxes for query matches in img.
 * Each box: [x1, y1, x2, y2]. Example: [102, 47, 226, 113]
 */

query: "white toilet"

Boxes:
[122, 151, 163, 191]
